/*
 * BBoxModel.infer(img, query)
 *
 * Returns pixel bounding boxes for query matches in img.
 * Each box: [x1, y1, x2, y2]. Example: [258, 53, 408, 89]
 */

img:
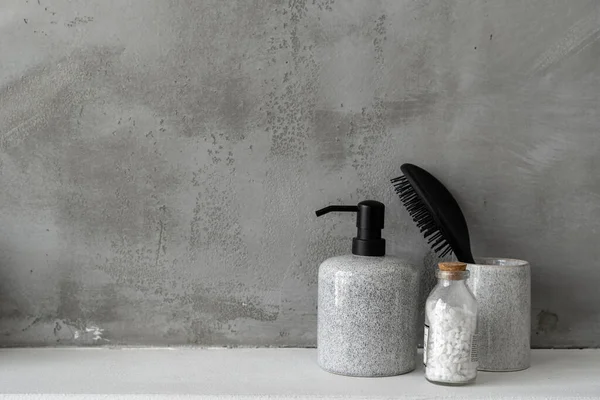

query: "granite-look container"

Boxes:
[466, 258, 531, 371]
[318, 254, 420, 376]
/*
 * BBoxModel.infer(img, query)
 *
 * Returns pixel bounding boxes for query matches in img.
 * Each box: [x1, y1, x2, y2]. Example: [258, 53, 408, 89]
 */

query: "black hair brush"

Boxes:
[391, 163, 475, 263]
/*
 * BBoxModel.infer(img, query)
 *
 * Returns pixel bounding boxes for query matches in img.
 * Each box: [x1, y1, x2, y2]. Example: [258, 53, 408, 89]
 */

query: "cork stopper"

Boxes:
[437, 262, 469, 280]
[438, 262, 467, 271]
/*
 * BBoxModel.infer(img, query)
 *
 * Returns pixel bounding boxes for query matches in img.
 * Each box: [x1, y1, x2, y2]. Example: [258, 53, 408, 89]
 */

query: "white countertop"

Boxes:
[0, 348, 598, 399]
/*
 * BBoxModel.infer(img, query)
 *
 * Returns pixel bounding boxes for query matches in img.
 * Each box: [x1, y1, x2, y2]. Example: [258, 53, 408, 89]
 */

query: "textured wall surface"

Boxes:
[0, 0, 598, 347]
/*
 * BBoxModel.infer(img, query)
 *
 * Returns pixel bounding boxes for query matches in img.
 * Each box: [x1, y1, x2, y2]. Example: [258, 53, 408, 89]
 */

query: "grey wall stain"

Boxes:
[312, 109, 354, 169]
[56, 277, 82, 323]
[536, 310, 559, 335]
[190, 292, 279, 323]
[384, 93, 438, 124]
[0, 0, 599, 347]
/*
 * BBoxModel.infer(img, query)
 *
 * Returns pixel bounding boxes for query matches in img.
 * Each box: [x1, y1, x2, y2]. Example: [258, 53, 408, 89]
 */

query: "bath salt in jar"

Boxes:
[424, 262, 478, 385]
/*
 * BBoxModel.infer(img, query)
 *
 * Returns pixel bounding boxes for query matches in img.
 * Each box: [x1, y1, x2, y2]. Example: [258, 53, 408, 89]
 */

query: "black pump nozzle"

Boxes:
[316, 200, 386, 257]
[315, 205, 358, 217]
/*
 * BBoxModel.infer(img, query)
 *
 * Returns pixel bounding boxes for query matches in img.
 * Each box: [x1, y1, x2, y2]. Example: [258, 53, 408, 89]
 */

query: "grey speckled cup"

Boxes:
[466, 258, 531, 372]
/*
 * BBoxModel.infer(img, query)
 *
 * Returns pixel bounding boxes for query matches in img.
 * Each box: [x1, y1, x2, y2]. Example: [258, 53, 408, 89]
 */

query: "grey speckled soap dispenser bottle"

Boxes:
[315, 200, 420, 377]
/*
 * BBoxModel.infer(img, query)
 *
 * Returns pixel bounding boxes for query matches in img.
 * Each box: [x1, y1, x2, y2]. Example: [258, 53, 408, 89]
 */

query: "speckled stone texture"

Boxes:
[318, 254, 420, 376]
[466, 258, 531, 371]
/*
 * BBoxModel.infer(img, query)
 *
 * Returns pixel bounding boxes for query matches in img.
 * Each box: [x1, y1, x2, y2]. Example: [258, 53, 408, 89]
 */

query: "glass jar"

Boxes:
[424, 262, 478, 385]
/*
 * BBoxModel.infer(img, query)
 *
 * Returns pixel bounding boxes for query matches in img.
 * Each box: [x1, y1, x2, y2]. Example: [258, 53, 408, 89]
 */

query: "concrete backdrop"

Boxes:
[0, 0, 598, 347]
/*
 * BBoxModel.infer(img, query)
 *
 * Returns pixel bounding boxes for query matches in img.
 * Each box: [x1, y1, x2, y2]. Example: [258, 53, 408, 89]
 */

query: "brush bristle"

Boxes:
[391, 175, 453, 257]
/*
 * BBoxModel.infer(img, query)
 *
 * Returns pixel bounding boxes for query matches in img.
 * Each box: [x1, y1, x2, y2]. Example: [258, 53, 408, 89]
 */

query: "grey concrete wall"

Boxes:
[0, 0, 598, 347]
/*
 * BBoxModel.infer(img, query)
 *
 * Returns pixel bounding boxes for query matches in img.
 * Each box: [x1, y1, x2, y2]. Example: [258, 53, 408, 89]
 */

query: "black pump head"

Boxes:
[316, 200, 386, 256]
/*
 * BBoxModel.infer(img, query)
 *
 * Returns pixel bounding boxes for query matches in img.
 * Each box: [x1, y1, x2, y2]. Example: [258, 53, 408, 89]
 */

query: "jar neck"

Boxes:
[437, 278, 468, 288]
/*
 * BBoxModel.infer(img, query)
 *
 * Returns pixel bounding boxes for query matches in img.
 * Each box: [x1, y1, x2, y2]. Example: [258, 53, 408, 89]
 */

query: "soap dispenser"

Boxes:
[316, 200, 420, 377]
